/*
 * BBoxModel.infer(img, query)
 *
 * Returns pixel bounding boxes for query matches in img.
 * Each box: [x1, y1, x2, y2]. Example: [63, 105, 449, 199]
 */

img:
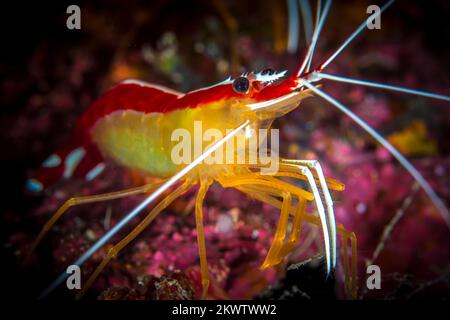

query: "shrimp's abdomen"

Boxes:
[26, 81, 185, 192]
[27, 79, 244, 192]
[91, 110, 178, 178]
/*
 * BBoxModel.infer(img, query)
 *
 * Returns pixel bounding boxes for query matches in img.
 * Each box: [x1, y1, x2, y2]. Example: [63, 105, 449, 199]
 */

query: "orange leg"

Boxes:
[25, 181, 164, 264]
[218, 174, 311, 269]
[340, 229, 358, 299]
[220, 168, 357, 298]
[220, 170, 336, 270]
[237, 183, 358, 298]
[233, 163, 343, 273]
[236, 183, 307, 263]
[261, 191, 292, 269]
[278, 197, 307, 259]
[233, 162, 345, 191]
[195, 178, 213, 299]
[234, 183, 307, 268]
[75, 179, 193, 299]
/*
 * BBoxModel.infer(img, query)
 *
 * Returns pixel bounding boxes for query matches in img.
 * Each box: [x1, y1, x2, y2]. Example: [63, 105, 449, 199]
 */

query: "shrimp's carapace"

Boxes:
[27, 71, 304, 190]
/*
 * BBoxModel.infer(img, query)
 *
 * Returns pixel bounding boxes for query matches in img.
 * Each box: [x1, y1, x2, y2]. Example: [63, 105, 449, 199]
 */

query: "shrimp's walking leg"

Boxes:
[223, 168, 334, 273]
[277, 196, 307, 259]
[232, 182, 306, 269]
[26, 182, 164, 263]
[195, 179, 213, 299]
[237, 185, 358, 299]
[261, 192, 292, 269]
[282, 159, 337, 267]
[76, 180, 192, 299]
[218, 175, 313, 268]
[340, 228, 358, 299]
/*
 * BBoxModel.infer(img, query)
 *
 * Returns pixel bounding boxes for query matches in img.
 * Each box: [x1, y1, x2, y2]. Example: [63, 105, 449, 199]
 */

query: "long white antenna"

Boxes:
[287, 0, 300, 53]
[320, 0, 395, 70]
[296, 0, 332, 76]
[306, 0, 323, 72]
[299, 79, 450, 231]
[318, 73, 450, 102]
[299, 0, 314, 45]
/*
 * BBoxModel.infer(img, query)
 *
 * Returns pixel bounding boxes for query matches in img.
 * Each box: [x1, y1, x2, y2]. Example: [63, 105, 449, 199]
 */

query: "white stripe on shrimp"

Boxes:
[253, 70, 287, 83]
[121, 79, 184, 97]
[26, 178, 44, 193]
[63, 147, 86, 179]
[85, 163, 106, 181]
[42, 154, 61, 168]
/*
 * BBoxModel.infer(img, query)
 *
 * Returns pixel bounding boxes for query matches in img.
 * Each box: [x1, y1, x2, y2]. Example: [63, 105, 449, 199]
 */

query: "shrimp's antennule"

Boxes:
[296, 0, 332, 77]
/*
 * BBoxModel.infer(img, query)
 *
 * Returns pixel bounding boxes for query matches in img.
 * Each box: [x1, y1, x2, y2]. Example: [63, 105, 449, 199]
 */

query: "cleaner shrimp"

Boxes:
[24, 0, 450, 300]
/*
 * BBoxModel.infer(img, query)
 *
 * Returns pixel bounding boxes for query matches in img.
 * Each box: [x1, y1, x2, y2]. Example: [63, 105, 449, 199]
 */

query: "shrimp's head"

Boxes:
[215, 68, 314, 130]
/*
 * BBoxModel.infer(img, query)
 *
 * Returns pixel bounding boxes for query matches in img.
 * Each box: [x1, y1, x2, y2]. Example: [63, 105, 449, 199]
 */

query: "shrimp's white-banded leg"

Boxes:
[282, 159, 337, 268]
[235, 184, 358, 298]
[219, 168, 333, 274]
[291, 164, 333, 274]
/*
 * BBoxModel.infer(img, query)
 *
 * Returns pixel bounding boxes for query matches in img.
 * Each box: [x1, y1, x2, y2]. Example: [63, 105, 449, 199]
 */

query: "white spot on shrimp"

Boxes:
[254, 70, 287, 83]
[63, 147, 86, 179]
[26, 178, 43, 193]
[85, 163, 105, 181]
[42, 154, 61, 168]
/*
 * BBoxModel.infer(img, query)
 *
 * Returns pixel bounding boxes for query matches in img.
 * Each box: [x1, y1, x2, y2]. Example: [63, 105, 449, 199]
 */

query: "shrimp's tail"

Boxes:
[26, 135, 104, 193]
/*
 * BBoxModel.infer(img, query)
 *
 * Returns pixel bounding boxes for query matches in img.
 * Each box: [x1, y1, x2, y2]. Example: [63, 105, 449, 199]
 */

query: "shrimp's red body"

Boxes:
[27, 72, 299, 192]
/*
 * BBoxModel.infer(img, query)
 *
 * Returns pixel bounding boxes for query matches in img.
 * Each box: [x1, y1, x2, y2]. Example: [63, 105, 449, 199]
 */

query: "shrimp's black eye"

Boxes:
[232, 76, 250, 94]
[261, 68, 275, 75]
